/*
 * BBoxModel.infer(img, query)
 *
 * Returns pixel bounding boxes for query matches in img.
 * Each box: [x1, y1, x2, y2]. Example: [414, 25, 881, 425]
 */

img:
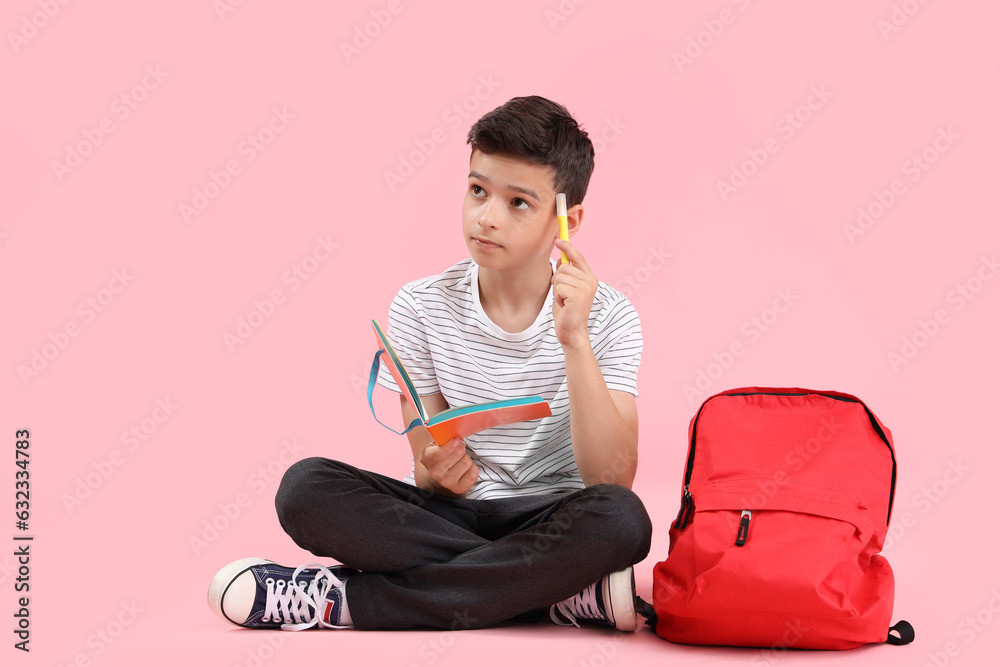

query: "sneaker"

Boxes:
[208, 557, 355, 630]
[550, 566, 637, 632]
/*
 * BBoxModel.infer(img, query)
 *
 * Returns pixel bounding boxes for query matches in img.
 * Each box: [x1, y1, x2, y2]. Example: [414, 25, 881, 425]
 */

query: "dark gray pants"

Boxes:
[274, 457, 652, 630]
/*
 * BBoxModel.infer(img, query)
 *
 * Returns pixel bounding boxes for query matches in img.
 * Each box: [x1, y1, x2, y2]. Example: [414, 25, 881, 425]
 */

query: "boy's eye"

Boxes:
[511, 197, 529, 210]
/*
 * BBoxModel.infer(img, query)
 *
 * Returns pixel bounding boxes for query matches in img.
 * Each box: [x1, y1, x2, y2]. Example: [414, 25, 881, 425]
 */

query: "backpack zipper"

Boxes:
[672, 485, 694, 530]
[673, 391, 897, 530]
[735, 510, 751, 546]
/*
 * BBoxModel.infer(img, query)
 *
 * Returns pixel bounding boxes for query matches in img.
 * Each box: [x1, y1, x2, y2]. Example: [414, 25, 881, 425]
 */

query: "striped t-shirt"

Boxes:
[377, 258, 642, 500]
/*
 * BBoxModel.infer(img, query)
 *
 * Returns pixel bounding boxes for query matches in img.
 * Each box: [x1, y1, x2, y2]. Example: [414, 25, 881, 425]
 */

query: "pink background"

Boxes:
[2, 1, 998, 665]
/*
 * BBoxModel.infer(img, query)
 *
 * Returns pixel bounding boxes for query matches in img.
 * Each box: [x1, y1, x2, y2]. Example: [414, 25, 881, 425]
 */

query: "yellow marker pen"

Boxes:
[556, 192, 569, 264]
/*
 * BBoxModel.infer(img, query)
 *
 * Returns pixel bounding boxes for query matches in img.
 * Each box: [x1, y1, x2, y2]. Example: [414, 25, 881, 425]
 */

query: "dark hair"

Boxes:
[466, 96, 595, 207]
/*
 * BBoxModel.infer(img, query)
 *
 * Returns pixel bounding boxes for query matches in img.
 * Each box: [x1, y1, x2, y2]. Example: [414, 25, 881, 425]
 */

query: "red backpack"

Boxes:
[650, 387, 913, 649]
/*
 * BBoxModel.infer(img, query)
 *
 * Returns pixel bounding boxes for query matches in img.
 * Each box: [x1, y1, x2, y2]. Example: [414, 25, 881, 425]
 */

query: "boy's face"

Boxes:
[463, 149, 559, 272]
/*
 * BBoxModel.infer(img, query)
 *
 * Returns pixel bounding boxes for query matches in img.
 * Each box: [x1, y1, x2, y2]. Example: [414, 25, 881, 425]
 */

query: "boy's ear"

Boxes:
[566, 204, 584, 238]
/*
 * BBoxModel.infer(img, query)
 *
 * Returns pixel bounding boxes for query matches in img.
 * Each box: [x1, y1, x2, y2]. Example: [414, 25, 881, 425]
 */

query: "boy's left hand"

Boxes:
[552, 238, 598, 350]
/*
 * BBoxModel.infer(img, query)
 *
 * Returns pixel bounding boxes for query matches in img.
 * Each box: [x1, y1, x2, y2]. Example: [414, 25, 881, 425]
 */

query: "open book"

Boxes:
[369, 319, 552, 444]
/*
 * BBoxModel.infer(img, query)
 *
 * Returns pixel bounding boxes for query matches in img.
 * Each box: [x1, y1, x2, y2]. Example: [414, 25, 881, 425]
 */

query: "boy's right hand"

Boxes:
[419, 438, 479, 496]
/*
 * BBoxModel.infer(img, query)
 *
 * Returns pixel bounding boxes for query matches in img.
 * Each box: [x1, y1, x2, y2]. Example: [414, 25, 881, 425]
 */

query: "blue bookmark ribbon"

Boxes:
[367, 350, 422, 436]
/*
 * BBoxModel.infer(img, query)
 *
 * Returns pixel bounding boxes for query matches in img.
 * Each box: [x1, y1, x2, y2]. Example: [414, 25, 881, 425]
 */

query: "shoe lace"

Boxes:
[262, 563, 348, 631]
[550, 581, 603, 627]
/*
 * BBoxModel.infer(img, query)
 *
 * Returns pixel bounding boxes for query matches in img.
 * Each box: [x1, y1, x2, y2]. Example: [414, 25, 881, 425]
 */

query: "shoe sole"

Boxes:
[603, 566, 637, 632]
[207, 557, 274, 626]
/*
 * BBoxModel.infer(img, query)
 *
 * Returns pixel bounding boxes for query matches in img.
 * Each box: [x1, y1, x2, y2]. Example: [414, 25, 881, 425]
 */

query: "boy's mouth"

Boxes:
[472, 236, 502, 249]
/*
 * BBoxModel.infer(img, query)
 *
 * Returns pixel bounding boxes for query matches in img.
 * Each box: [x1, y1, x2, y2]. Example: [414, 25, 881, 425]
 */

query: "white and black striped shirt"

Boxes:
[377, 258, 642, 500]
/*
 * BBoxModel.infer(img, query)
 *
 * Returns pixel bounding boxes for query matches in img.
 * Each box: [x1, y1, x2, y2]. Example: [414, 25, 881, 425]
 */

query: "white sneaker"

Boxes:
[208, 557, 355, 630]
[550, 566, 637, 632]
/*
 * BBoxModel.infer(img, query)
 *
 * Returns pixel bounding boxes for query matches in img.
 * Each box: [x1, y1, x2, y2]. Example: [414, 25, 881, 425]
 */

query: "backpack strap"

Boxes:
[635, 595, 657, 630]
[886, 620, 915, 645]
[367, 350, 422, 436]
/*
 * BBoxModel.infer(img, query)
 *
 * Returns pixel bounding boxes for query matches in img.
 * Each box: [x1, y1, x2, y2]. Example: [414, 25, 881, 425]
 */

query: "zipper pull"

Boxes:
[672, 486, 694, 530]
[735, 510, 751, 546]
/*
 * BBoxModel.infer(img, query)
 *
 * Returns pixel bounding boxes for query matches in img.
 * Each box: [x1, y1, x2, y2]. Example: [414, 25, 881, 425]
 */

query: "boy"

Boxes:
[208, 96, 652, 632]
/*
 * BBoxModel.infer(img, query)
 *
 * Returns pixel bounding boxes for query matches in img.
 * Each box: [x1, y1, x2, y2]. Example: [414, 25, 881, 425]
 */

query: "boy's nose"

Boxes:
[476, 201, 498, 228]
